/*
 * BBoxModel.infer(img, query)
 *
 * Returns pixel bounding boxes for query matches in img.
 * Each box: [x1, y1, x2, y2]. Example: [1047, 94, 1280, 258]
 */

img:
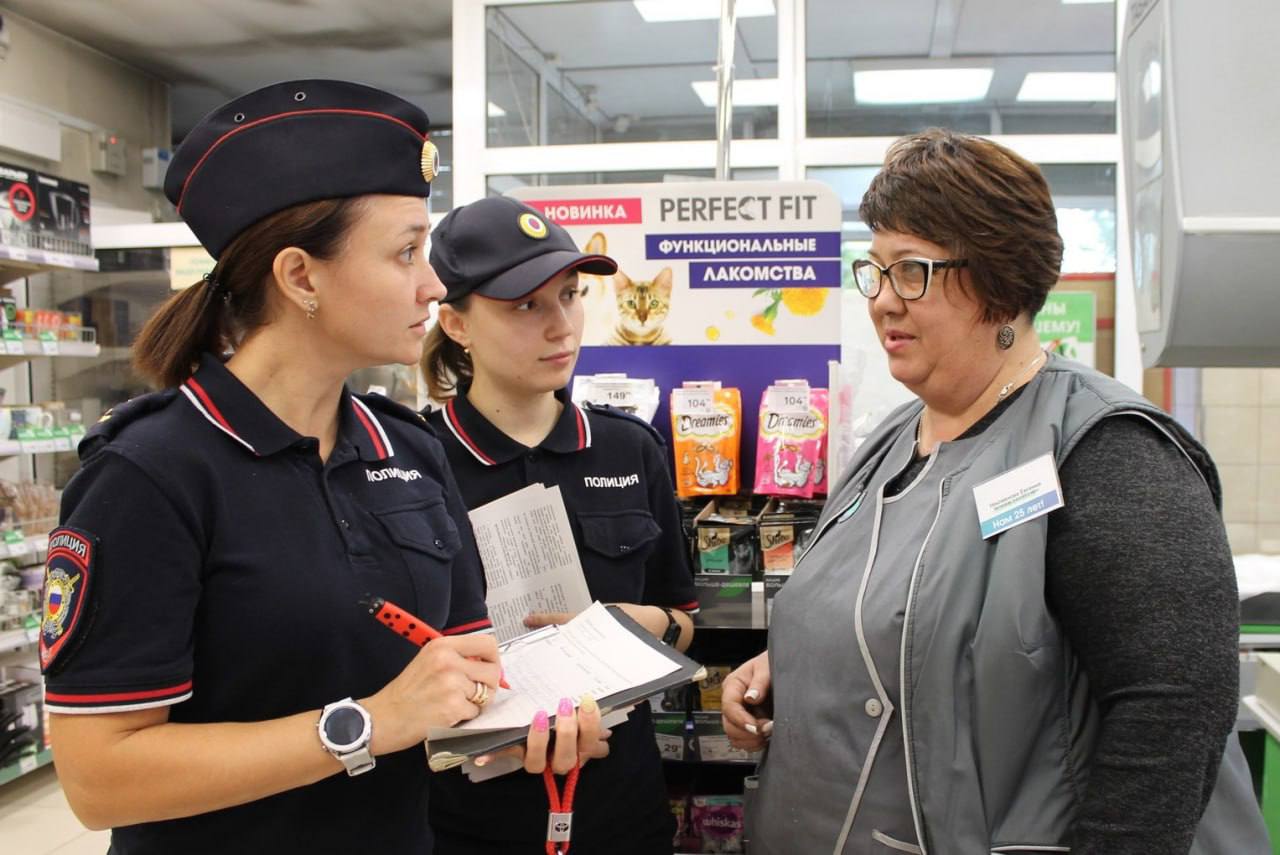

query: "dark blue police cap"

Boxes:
[430, 196, 617, 304]
[165, 79, 437, 259]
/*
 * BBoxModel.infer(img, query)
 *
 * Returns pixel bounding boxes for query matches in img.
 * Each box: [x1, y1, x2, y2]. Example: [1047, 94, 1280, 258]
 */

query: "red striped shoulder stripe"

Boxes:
[350, 397, 393, 460]
[442, 399, 497, 466]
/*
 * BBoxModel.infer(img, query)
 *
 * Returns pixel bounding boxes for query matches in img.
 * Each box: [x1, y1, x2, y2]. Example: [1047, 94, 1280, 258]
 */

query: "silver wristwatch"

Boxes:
[318, 697, 375, 776]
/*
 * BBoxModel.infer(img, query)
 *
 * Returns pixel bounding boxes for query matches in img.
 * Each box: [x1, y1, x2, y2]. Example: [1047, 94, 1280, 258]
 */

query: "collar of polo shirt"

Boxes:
[439, 386, 591, 467]
[181, 354, 394, 461]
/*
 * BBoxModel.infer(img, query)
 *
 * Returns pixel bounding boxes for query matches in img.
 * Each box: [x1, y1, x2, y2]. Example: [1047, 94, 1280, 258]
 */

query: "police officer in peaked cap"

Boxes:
[42, 80, 603, 855]
[421, 196, 699, 854]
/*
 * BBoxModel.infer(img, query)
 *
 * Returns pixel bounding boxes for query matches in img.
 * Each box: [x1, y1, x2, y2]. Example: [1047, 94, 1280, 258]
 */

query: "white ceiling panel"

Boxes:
[805, 0, 938, 59]
[954, 0, 1114, 55]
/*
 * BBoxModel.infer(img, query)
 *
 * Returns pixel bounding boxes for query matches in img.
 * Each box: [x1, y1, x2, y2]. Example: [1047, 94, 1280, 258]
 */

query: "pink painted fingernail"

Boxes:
[533, 710, 549, 732]
[558, 697, 574, 717]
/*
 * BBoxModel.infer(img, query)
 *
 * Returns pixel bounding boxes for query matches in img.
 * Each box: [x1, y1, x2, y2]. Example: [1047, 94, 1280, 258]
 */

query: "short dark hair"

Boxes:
[859, 128, 1063, 323]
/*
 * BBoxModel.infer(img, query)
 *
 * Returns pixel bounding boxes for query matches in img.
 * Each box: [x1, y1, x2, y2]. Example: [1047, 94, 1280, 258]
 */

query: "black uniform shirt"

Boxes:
[425, 389, 697, 851]
[41, 354, 490, 855]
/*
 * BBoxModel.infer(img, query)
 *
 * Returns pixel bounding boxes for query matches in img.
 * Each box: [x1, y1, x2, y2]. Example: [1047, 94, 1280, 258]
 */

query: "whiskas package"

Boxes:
[672, 383, 741, 497]
[753, 382, 828, 498]
[691, 795, 745, 853]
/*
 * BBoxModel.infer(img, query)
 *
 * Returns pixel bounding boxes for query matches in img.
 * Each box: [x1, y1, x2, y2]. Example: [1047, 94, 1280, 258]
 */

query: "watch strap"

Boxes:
[658, 607, 681, 646]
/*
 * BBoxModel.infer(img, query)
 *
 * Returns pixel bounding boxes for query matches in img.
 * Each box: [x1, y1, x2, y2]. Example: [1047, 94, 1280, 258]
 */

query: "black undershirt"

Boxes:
[889, 388, 1239, 853]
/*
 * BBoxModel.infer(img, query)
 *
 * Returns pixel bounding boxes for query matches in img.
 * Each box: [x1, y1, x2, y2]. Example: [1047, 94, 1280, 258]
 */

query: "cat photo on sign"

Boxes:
[580, 231, 673, 346]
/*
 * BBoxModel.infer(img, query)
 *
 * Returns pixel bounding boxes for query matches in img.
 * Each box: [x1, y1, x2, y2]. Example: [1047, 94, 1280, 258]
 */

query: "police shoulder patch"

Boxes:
[583, 402, 665, 446]
[40, 526, 97, 672]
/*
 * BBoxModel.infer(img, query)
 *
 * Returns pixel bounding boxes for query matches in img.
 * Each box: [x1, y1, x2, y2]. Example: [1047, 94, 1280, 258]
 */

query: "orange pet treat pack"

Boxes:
[671, 383, 742, 497]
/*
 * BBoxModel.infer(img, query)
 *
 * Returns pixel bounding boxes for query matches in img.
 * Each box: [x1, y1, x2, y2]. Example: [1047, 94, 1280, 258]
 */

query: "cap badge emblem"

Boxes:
[420, 140, 441, 183]
[519, 212, 548, 239]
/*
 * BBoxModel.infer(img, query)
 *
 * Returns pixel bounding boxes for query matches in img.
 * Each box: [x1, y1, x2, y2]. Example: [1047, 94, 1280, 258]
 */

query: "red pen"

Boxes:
[360, 594, 509, 690]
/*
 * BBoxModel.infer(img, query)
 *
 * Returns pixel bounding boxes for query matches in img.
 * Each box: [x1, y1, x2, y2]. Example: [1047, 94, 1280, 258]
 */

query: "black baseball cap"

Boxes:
[166, 79, 438, 259]
[430, 196, 617, 304]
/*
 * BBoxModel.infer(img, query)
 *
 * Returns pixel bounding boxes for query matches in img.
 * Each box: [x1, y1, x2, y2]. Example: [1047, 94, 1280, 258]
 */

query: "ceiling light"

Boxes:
[692, 78, 781, 107]
[853, 69, 993, 105]
[1017, 72, 1116, 102]
[1061, 0, 1112, 4]
[634, 0, 775, 23]
[487, 102, 507, 118]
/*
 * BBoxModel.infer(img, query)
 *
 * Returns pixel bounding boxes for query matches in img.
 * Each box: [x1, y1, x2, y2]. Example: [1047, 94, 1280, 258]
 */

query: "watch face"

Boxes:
[324, 706, 366, 748]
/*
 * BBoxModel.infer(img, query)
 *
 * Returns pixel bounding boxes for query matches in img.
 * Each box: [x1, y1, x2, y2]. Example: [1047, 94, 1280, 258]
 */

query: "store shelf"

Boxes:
[0, 748, 53, 787]
[0, 339, 101, 371]
[0, 433, 85, 457]
[0, 532, 52, 566]
[0, 626, 39, 654]
[0, 247, 99, 286]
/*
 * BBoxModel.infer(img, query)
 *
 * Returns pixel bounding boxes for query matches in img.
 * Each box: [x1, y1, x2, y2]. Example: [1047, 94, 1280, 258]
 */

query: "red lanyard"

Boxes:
[543, 763, 581, 855]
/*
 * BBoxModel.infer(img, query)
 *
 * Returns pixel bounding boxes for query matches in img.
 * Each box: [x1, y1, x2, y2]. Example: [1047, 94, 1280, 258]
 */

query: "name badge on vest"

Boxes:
[972, 453, 1065, 539]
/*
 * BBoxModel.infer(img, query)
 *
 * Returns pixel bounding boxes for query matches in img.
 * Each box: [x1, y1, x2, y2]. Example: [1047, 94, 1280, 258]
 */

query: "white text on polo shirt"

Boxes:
[583, 474, 640, 489]
[366, 467, 423, 483]
[49, 533, 89, 558]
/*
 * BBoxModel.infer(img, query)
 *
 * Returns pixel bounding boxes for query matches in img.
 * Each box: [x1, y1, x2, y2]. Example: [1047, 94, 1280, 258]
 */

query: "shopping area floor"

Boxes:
[0, 765, 108, 854]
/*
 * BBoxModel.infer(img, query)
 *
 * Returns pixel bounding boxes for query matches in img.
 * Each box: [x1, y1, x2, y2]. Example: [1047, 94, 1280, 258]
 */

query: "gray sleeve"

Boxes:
[1046, 414, 1240, 854]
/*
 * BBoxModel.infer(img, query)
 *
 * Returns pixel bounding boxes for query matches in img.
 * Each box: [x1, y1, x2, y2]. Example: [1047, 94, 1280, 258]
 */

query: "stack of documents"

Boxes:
[427, 603, 705, 771]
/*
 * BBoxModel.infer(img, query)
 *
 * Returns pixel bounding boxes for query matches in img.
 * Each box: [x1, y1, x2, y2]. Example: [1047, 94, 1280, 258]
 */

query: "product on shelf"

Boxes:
[690, 794, 745, 853]
[0, 480, 61, 534]
[672, 383, 741, 497]
[694, 501, 760, 576]
[671, 796, 689, 851]
[571, 372, 661, 423]
[753, 382, 829, 498]
[697, 665, 733, 712]
[810, 388, 830, 495]
[0, 680, 42, 770]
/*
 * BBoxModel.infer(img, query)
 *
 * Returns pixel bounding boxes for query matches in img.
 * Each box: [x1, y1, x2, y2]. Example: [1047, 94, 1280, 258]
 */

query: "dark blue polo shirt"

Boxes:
[425, 389, 697, 853]
[41, 354, 490, 855]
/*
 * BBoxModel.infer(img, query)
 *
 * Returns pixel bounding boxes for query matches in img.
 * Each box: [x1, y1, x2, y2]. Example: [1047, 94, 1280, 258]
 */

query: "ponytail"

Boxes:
[132, 276, 226, 389]
[131, 197, 365, 389]
[420, 300, 473, 402]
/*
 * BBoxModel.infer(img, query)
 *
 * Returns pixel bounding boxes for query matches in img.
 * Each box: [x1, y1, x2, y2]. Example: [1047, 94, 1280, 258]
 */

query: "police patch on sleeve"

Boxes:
[40, 527, 96, 671]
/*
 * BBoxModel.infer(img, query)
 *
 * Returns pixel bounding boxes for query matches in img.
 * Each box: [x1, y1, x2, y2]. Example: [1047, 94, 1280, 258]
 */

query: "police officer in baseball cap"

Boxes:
[46, 81, 602, 855]
[421, 197, 698, 855]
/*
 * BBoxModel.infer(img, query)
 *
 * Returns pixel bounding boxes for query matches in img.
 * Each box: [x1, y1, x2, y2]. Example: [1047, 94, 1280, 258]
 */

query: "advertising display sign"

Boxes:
[512, 181, 842, 483]
[0, 161, 92, 258]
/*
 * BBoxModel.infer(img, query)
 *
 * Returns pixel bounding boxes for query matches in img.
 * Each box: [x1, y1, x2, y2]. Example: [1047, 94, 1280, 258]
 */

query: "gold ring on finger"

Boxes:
[468, 680, 489, 706]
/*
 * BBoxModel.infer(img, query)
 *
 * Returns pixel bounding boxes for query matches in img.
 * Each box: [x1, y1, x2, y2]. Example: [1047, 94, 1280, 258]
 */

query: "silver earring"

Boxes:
[304, 299, 318, 320]
[996, 325, 1015, 350]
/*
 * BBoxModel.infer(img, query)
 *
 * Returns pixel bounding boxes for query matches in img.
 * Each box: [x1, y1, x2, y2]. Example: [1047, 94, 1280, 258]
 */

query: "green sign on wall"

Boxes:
[1035, 291, 1096, 368]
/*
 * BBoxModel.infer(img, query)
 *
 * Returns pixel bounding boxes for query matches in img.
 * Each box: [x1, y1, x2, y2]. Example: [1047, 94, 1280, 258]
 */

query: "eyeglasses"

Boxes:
[851, 257, 969, 301]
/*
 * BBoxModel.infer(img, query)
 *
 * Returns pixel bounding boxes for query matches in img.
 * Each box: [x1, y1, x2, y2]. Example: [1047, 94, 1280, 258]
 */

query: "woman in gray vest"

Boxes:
[721, 129, 1269, 854]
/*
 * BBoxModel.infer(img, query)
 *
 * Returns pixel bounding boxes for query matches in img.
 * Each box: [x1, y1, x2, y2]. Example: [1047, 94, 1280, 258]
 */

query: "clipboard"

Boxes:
[426, 605, 706, 771]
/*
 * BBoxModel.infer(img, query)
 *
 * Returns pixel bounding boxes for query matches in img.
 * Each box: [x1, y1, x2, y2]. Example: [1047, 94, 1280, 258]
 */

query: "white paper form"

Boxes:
[429, 603, 680, 736]
[468, 483, 593, 643]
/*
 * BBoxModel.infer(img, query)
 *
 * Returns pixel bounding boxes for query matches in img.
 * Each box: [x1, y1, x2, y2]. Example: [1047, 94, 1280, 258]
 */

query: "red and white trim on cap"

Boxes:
[442, 399, 497, 466]
[181, 378, 257, 455]
[45, 679, 194, 715]
[443, 617, 494, 636]
[351, 397, 395, 460]
[573, 402, 593, 450]
[176, 108, 425, 211]
[673, 600, 701, 615]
